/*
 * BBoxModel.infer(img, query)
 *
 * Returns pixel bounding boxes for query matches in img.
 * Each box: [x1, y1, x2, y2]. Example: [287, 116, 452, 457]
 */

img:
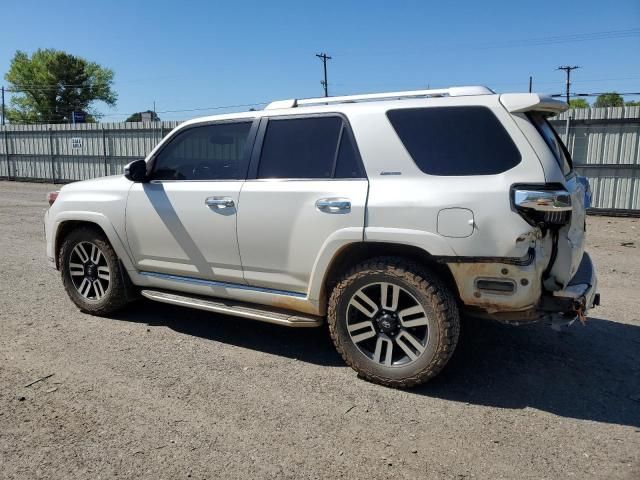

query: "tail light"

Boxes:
[47, 191, 60, 206]
[511, 185, 572, 227]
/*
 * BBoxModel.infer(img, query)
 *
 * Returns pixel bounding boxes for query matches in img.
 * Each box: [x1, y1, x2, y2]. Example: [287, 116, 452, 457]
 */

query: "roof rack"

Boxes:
[264, 86, 494, 110]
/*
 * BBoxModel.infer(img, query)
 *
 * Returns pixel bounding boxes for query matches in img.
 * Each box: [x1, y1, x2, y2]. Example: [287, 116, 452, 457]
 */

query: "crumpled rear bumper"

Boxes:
[547, 251, 600, 315]
[475, 251, 600, 324]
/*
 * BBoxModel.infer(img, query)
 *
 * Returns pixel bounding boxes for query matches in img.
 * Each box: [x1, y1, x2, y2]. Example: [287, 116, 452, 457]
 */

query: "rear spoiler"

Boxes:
[499, 93, 567, 114]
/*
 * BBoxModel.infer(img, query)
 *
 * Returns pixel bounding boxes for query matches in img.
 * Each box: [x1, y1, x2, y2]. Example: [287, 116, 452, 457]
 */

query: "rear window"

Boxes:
[528, 113, 573, 176]
[387, 106, 521, 176]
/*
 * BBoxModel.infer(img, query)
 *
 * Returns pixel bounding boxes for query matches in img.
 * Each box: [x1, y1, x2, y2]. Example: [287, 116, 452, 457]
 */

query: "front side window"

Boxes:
[387, 106, 522, 176]
[152, 121, 252, 180]
[257, 116, 364, 179]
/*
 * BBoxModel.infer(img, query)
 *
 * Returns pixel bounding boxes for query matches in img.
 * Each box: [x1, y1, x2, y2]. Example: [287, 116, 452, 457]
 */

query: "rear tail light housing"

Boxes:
[511, 184, 572, 227]
[47, 191, 60, 206]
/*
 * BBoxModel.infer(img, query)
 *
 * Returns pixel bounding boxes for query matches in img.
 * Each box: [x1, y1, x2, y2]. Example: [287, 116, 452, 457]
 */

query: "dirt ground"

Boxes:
[0, 180, 638, 480]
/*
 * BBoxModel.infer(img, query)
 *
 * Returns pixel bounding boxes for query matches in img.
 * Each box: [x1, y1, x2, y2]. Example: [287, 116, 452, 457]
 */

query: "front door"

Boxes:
[126, 119, 255, 283]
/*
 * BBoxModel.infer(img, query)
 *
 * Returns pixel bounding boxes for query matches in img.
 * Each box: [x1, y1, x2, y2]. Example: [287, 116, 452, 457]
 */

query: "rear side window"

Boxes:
[528, 113, 573, 176]
[387, 106, 521, 176]
[152, 122, 252, 180]
[257, 116, 364, 179]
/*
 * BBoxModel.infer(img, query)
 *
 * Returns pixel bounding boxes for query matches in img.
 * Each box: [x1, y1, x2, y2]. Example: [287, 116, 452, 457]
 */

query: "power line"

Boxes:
[332, 28, 640, 57]
[316, 53, 332, 97]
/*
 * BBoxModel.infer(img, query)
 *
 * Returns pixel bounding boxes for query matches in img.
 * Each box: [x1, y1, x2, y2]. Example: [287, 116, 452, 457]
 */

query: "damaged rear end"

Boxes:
[453, 93, 599, 324]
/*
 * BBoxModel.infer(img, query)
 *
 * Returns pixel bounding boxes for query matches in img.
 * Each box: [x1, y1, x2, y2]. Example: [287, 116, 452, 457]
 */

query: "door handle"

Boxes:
[205, 196, 235, 209]
[316, 197, 351, 213]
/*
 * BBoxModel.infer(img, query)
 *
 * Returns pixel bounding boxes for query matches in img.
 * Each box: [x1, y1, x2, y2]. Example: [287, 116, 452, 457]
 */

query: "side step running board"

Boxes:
[140, 289, 323, 328]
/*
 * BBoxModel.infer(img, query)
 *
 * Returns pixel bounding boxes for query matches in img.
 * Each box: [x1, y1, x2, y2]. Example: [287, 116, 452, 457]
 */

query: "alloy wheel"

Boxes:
[346, 282, 430, 367]
[68, 241, 111, 301]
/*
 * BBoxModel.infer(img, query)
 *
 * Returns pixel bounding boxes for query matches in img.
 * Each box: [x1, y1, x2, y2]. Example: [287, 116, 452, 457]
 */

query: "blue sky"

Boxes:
[2, 0, 639, 121]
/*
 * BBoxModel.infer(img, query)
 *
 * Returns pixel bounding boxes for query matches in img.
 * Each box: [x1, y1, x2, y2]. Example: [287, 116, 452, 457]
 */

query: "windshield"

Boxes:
[528, 113, 573, 176]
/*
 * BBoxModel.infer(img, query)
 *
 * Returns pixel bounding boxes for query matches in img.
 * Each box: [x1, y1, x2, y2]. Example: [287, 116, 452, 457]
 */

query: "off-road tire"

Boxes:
[60, 227, 132, 315]
[328, 257, 460, 388]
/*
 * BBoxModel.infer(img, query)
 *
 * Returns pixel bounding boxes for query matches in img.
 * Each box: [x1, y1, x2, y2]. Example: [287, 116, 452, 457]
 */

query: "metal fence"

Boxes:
[1, 107, 639, 212]
[551, 106, 640, 212]
[0, 121, 180, 183]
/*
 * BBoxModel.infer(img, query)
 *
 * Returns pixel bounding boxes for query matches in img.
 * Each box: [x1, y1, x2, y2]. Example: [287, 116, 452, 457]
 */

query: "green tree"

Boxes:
[5, 49, 116, 123]
[625, 100, 640, 107]
[569, 98, 589, 109]
[125, 110, 161, 122]
[593, 92, 624, 108]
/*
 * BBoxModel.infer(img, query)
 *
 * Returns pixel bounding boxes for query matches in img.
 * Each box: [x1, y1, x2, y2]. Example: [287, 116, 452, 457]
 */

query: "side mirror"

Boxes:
[124, 159, 148, 182]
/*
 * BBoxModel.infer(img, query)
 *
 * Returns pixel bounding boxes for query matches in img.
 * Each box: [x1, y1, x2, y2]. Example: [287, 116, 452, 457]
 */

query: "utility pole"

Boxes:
[1, 86, 5, 126]
[316, 53, 332, 97]
[557, 65, 580, 105]
[528, 76, 533, 93]
[557, 65, 580, 139]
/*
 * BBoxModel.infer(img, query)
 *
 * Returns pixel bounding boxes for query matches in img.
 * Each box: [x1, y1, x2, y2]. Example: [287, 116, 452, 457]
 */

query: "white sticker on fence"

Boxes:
[71, 138, 82, 149]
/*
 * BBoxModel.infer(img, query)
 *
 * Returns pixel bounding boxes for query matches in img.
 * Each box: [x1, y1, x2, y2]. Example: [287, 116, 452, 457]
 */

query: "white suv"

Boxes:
[44, 86, 599, 387]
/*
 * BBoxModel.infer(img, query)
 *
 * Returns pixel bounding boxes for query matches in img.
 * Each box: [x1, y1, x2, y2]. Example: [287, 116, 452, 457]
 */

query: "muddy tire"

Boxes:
[328, 257, 460, 388]
[60, 227, 132, 315]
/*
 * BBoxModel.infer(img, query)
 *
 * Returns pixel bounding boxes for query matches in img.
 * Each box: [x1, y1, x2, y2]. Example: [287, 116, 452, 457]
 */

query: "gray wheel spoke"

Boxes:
[373, 336, 393, 366]
[349, 290, 379, 318]
[73, 243, 89, 263]
[90, 244, 101, 264]
[395, 330, 426, 361]
[93, 280, 105, 299]
[347, 321, 377, 343]
[69, 262, 85, 277]
[398, 305, 428, 328]
[380, 282, 400, 311]
[78, 278, 92, 297]
[97, 266, 110, 281]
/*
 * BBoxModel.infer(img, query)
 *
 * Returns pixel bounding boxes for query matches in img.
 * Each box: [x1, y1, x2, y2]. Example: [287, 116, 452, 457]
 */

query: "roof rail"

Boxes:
[264, 86, 494, 110]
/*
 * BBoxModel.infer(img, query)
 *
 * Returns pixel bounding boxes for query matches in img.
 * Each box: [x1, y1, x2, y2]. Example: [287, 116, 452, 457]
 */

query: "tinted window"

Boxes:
[152, 122, 252, 180]
[334, 129, 364, 178]
[387, 106, 521, 176]
[528, 113, 572, 176]
[258, 116, 342, 179]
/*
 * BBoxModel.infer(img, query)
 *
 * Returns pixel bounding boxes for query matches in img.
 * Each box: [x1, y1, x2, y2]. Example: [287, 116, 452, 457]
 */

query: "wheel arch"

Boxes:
[53, 214, 135, 272]
[318, 242, 459, 314]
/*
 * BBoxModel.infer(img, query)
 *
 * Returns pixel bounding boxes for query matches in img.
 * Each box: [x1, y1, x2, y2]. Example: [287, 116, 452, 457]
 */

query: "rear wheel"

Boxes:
[60, 227, 132, 315]
[328, 257, 460, 387]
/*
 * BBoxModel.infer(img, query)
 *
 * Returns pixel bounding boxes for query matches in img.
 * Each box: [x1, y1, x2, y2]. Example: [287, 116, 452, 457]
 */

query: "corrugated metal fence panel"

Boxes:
[551, 106, 639, 212]
[0, 121, 180, 182]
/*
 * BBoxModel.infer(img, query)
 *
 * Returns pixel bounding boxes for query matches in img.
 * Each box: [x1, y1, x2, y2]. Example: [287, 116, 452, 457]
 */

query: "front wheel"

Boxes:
[60, 227, 132, 315]
[328, 257, 460, 388]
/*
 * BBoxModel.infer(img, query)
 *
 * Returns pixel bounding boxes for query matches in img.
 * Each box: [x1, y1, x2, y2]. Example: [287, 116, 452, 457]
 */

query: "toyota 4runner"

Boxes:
[45, 86, 599, 387]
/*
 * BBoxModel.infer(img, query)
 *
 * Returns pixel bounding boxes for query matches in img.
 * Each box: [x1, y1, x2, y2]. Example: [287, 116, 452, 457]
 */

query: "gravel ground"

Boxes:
[1, 180, 638, 480]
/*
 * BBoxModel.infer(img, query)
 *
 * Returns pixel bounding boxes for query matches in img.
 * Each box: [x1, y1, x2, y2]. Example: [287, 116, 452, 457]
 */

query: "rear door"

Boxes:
[237, 114, 368, 294]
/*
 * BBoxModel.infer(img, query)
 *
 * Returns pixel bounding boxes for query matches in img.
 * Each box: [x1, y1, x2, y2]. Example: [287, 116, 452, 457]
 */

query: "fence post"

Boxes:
[102, 126, 108, 176]
[48, 127, 56, 184]
[2, 128, 9, 180]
